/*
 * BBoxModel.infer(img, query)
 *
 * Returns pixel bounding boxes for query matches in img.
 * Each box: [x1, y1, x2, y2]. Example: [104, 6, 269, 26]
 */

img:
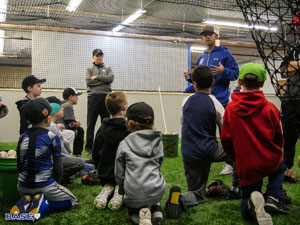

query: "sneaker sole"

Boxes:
[94, 199, 106, 209]
[250, 192, 273, 225]
[264, 203, 291, 214]
[108, 202, 121, 211]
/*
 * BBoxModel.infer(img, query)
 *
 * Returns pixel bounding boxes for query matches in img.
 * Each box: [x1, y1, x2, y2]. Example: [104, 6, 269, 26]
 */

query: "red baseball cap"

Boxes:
[289, 11, 300, 24]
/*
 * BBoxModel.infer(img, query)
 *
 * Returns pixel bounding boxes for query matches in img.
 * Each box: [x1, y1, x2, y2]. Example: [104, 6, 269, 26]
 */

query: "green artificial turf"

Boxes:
[1, 141, 300, 225]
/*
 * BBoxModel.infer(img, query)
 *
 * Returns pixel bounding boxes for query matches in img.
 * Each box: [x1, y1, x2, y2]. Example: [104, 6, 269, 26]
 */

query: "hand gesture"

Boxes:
[184, 68, 191, 80]
[91, 75, 98, 80]
[57, 123, 65, 131]
[210, 62, 224, 75]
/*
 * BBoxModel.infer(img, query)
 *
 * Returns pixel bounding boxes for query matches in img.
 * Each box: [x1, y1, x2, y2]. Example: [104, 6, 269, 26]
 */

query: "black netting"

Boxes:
[2, 0, 248, 40]
[236, 0, 300, 133]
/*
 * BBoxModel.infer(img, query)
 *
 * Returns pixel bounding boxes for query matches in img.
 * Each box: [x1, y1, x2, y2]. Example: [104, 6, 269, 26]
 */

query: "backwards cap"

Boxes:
[239, 63, 266, 82]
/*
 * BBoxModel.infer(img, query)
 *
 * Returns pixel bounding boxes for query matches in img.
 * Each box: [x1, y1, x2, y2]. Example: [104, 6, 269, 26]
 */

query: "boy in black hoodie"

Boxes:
[92, 92, 129, 211]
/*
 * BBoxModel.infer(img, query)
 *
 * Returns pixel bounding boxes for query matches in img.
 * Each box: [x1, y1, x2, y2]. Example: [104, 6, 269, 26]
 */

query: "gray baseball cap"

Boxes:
[200, 25, 217, 35]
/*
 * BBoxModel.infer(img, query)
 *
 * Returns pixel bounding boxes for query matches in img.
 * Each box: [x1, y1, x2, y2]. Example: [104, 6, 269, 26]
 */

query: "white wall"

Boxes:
[0, 90, 189, 143]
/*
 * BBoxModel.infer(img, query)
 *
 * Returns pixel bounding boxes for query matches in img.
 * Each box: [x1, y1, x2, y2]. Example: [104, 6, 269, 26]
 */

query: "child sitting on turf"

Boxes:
[15, 75, 46, 135]
[115, 102, 165, 225]
[11, 98, 78, 221]
[221, 63, 290, 224]
[0, 94, 8, 119]
[62, 88, 84, 155]
[93, 92, 130, 210]
[165, 65, 239, 220]
[46, 97, 86, 184]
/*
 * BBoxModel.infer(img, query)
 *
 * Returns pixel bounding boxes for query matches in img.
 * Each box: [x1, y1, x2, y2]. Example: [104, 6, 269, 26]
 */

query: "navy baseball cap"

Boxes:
[22, 75, 46, 92]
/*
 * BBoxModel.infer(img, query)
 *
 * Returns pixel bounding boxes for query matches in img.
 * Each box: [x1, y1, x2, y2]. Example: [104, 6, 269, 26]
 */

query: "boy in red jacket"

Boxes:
[221, 63, 290, 225]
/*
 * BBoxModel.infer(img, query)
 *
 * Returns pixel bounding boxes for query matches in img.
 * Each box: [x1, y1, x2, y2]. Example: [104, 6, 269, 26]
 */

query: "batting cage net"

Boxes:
[0, 0, 294, 93]
[237, 0, 300, 133]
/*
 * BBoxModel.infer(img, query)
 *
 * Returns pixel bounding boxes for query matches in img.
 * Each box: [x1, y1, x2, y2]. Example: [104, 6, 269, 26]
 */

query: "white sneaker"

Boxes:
[94, 185, 114, 209]
[139, 208, 152, 225]
[108, 186, 123, 211]
[249, 191, 273, 225]
[220, 164, 233, 176]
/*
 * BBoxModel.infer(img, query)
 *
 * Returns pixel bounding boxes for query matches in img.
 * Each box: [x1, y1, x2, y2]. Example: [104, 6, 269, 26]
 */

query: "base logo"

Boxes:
[5, 213, 41, 221]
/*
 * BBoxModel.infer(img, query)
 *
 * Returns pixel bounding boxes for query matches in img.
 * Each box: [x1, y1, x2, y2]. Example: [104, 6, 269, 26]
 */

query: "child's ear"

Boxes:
[260, 81, 265, 88]
[238, 79, 243, 86]
[211, 79, 215, 87]
[122, 104, 128, 112]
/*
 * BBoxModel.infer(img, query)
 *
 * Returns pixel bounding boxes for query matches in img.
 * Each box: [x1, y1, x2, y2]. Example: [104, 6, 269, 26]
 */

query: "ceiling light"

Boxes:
[66, 0, 83, 12]
[0, 30, 5, 56]
[0, 0, 8, 22]
[203, 20, 278, 32]
[112, 9, 146, 32]
[112, 25, 125, 32]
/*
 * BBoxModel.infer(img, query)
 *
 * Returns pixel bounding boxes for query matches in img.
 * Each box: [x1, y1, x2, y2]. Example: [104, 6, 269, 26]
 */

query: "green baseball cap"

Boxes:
[50, 103, 61, 115]
[239, 63, 266, 82]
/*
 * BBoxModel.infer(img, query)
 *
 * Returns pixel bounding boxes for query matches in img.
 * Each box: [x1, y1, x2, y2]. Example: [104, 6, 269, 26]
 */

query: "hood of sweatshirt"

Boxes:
[124, 130, 162, 158]
[228, 91, 268, 118]
[101, 117, 129, 144]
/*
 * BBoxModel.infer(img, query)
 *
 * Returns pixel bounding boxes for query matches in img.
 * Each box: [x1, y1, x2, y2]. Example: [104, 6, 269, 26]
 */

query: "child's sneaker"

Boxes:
[94, 185, 114, 209]
[108, 186, 123, 211]
[10, 194, 32, 215]
[139, 208, 152, 225]
[249, 191, 273, 225]
[220, 164, 233, 176]
[151, 205, 163, 225]
[264, 195, 291, 214]
[165, 186, 182, 219]
[27, 193, 50, 221]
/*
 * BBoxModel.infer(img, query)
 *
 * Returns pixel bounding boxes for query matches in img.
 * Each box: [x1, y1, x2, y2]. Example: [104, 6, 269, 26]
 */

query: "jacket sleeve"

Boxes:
[52, 135, 63, 183]
[85, 67, 100, 87]
[220, 109, 235, 160]
[96, 66, 114, 83]
[220, 51, 239, 81]
[92, 129, 104, 167]
[114, 142, 126, 195]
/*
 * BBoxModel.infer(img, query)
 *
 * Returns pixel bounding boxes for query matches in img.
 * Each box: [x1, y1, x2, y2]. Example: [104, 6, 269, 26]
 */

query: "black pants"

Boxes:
[86, 94, 110, 152]
[281, 100, 300, 169]
[73, 127, 84, 155]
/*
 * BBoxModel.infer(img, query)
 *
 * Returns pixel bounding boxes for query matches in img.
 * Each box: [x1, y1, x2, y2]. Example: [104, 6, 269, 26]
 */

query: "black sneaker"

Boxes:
[165, 186, 182, 219]
[151, 205, 163, 225]
[264, 195, 291, 214]
[227, 189, 242, 200]
[249, 191, 273, 225]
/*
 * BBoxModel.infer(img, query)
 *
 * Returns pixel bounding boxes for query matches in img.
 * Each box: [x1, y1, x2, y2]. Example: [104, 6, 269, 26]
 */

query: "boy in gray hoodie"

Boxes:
[115, 102, 165, 225]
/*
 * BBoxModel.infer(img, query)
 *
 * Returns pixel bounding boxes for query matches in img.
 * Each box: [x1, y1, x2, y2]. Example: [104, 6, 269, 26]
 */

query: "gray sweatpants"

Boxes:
[181, 142, 239, 208]
[18, 182, 78, 207]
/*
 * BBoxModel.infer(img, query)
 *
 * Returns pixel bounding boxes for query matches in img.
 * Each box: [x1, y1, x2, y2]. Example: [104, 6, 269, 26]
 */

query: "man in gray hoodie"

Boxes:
[85, 49, 114, 154]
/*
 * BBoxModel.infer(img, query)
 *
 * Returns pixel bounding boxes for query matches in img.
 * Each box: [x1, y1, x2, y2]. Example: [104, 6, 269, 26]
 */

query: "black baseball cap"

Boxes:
[22, 75, 46, 92]
[63, 87, 83, 100]
[23, 98, 53, 124]
[126, 102, 154, 124]
[46, 96, 61, 105]
[93, 49, 103, 56]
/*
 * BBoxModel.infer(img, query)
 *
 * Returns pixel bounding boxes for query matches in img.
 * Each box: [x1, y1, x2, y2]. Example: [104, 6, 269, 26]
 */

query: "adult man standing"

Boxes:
[184, 25, 239, 107]
[184, 25, 239, 177]
[280, 12, 300, 183]
[85, 49, 114, 154]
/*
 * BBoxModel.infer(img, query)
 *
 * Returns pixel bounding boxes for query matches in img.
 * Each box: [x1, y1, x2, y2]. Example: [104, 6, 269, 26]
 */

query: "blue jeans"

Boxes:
[240, 161, 286, 218]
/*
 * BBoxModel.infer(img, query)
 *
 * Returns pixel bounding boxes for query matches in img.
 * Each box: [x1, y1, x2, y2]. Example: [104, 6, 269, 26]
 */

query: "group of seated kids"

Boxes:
[8, 62, 295, 225]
